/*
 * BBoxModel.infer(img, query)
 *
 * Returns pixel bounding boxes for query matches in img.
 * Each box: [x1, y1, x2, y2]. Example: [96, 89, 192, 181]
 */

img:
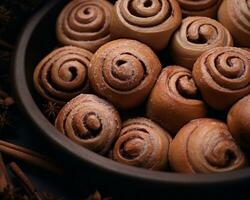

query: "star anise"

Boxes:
[42, 101, 61, 123]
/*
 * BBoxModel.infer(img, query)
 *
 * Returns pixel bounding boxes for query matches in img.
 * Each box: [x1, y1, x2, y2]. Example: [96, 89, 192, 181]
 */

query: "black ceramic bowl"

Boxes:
[13, 0, 250, 197]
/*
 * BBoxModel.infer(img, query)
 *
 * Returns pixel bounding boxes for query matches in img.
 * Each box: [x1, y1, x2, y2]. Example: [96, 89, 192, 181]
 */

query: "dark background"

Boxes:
[0, 1, 249, 199]
[0, 0, 108, 199]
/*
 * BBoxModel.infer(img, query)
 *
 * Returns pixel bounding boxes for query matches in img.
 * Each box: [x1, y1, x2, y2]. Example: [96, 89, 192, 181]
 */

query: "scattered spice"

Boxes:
[0, 140, 63, 175]
[0, 6, 11, 33]
[0, 90, 14, 107]
[0, 90, 15, 134]
[0, 112, 11, 132]
[42, 101, 61, 123]
[42, 192, 64, 200]
[85, 190, 112, 200]
[1, 186, 25, 200]
[9, 162, 43, 200]
[3, 162, 64, 200]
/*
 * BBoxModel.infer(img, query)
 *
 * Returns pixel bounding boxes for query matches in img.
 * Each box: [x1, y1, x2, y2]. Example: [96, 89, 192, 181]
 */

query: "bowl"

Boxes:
[12, 0, 250, 196]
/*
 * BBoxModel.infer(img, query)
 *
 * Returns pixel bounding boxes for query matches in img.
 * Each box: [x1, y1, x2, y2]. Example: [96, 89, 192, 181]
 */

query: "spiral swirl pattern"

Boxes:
[55, 94, 121, 155]
[147, 66, 207, 135]
[88, 39, 162, 109]
[177, 0, 222, 18]
[170, 16, 233, 69]
[193, 47, 250, 111]
[33, 46, 93, 105]
[169, 118, 246, 173]
[112, 118, 172, 170]
[110, 0, 182, 51]
[56, 0, 113, 52]
[218, 0, 250, 47]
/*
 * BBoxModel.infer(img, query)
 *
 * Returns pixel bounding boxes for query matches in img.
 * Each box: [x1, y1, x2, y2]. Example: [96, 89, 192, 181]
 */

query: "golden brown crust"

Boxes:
[112, 117, 172, 170]
[88, 39, 162, 109]
[218, 0, 250, 47]
[110, 0, 182, 51]
[227, 95, 250, 149]
[56, 0, 113, 52]
[169, 118, 246, 173]
[170, 16, 233, 69]
[55, 94, 121, 155]
[147, 65, 207, 135]
[193, 47, 250, 111]
[177, 0, 222, 18]
[33, 46, 93, 105]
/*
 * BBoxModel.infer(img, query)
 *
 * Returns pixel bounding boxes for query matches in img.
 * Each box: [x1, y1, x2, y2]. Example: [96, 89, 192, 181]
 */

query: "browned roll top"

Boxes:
[33, 46, 93, 105]
[110, 0, 182, 51]
[169, 118, 246, 173]
[177, 0, 222, 18]
[112, 118, 172, 170]
[55, 94, 121, 155]
[170, 16, 233, 69]
[147, 65, 207, 135]
[88, 39, 162, 109]
[218, 0, 250, 47]
[56, 0, 113, 52]
[193, 47, 250, 111]
[228, 95, 250, 149]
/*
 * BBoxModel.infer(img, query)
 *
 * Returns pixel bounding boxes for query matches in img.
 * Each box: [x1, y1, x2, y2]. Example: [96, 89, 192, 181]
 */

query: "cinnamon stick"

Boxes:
[0, 140, 63, 175]
[9, 162, 43, 200]
[0, 154, 9, 192]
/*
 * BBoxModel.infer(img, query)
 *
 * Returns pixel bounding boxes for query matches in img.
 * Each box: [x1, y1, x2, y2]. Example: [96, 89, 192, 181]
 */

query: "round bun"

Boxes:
[55, 94, 121, 155]
[193, 47, 250, 111]
[112, 117, 172, 170]
[147, 65, 207, 135]
[56, 0, 113, 52]
[88, 39, 162, 109]
[169, 118, 246, 173]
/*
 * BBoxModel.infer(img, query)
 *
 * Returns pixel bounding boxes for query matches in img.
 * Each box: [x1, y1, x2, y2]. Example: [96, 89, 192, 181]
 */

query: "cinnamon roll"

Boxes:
[169, 118, 246, 173]
[33, 46, 93, 105]
[147, 66, 207, 135]
[193, 47, 250, 111]
[228, 95, 250, 149]
[112, 118, 172, 170]
[88, 39, 162, 109]
[110, 0, 182, 51]
[56, 0, 113, 52]
[170, 16, 233, 69]
[55, 94, 121, 155]
[177, 0, 222, 18]
[218, 0, 250, 47]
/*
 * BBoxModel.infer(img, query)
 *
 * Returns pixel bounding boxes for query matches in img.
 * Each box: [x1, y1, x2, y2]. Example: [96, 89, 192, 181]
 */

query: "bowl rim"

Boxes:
[12, 0, 250, 187]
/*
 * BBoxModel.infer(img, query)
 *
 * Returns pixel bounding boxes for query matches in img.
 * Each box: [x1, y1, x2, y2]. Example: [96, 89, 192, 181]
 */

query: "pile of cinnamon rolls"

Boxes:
[33, 0, 250, 174]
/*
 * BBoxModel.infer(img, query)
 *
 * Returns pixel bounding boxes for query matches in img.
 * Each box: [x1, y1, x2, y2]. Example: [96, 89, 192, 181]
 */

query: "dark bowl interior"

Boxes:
[12, 0, 250, 195]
